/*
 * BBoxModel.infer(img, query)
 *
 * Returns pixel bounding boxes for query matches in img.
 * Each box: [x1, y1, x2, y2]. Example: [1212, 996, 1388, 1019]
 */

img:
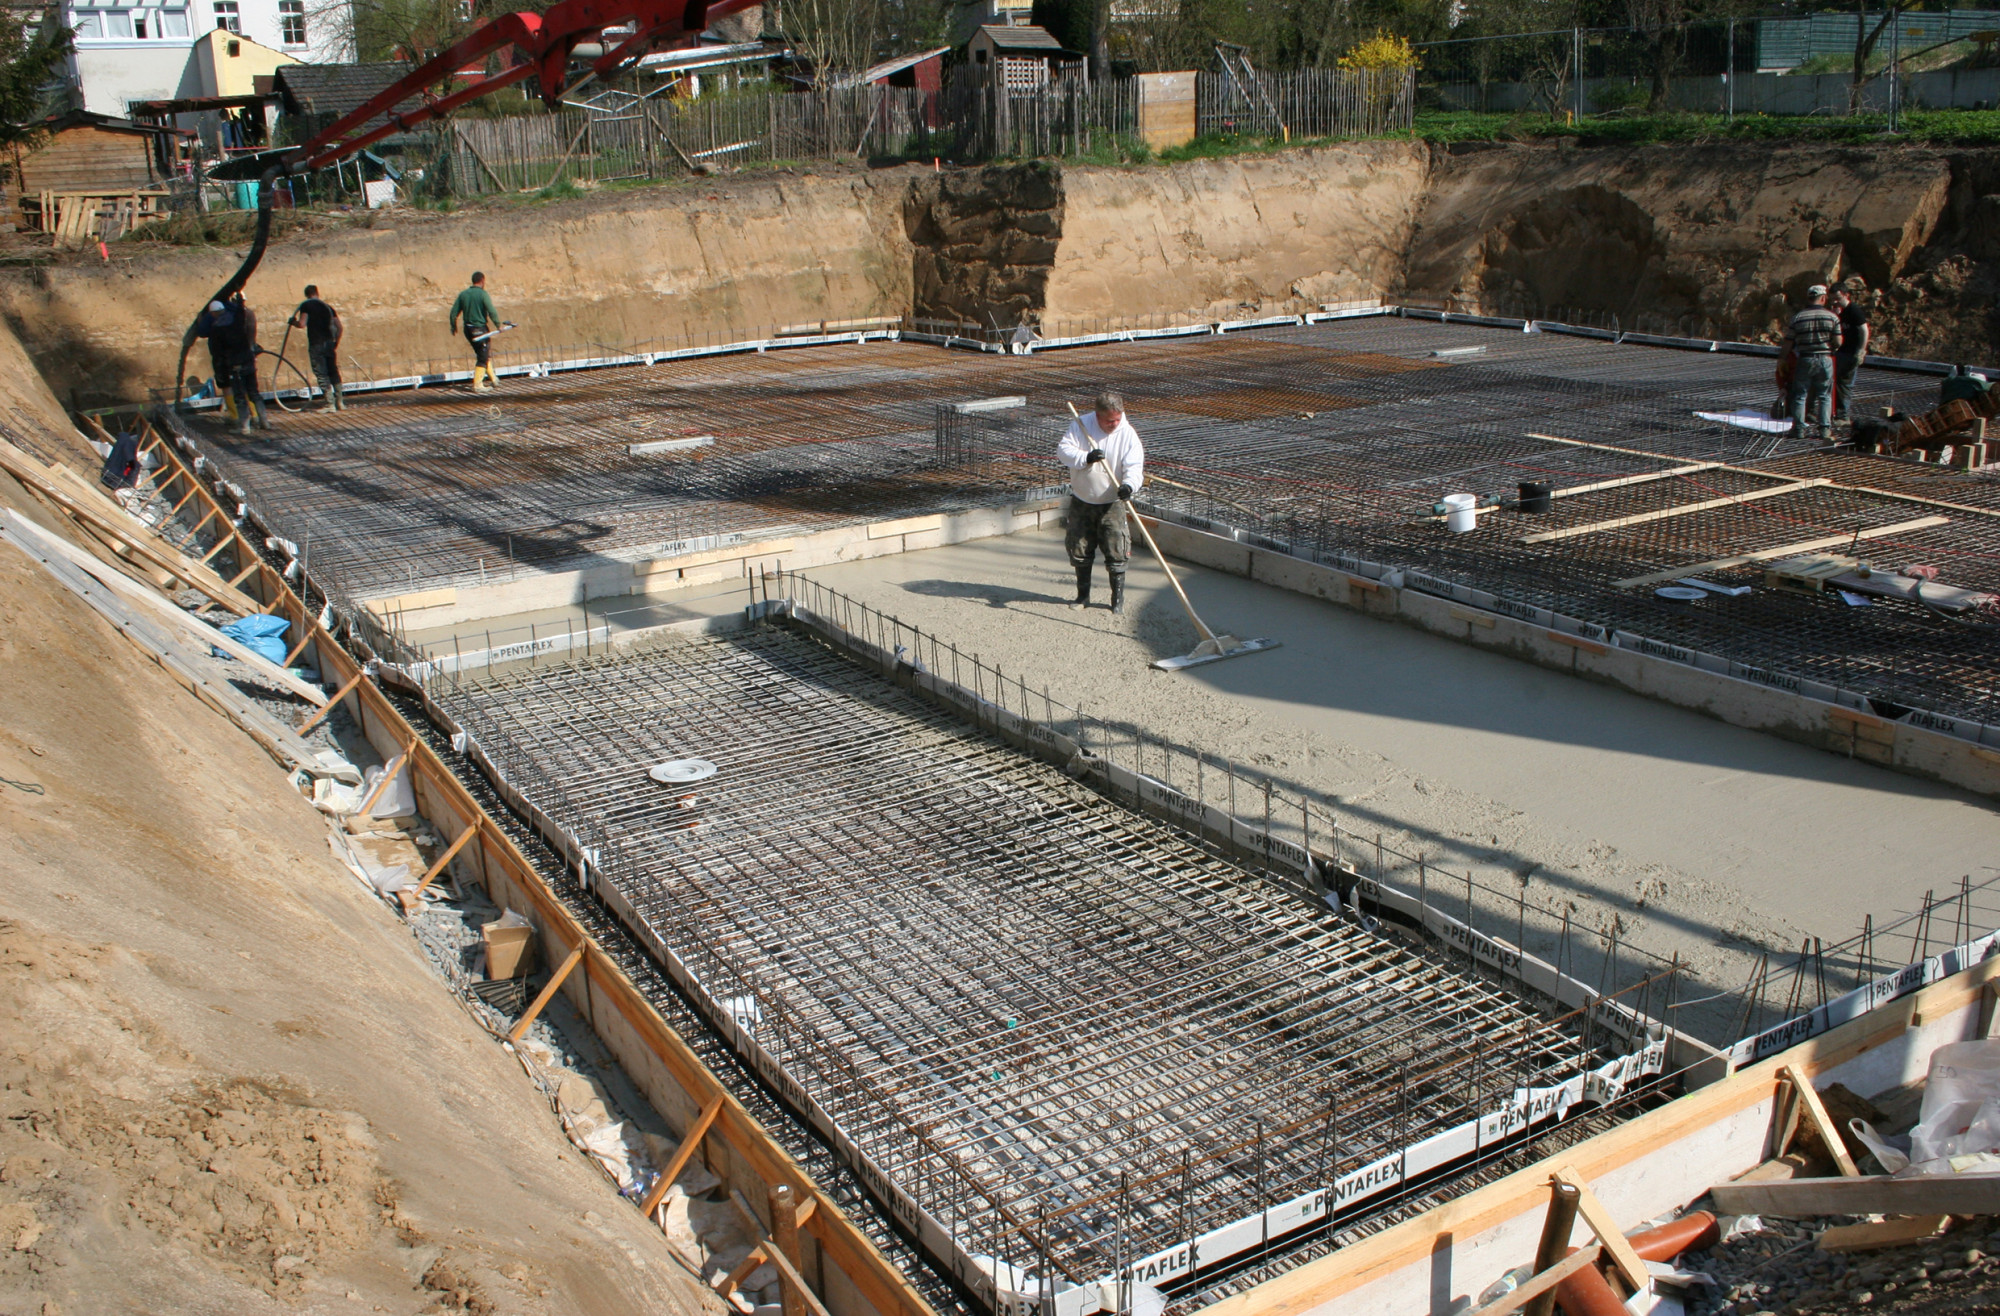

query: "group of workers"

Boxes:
[1783, 280, 1990, 437]
[1779, 281, 1870, 439]
[180, 272, 507, 433]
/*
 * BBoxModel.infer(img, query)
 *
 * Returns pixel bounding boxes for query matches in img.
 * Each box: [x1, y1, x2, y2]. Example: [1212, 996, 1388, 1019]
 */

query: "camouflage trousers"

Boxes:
[1064, 496, 1130, 569]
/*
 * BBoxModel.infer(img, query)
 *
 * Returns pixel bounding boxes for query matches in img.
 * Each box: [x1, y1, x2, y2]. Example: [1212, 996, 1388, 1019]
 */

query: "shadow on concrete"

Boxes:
[898, 577, 1065, 609]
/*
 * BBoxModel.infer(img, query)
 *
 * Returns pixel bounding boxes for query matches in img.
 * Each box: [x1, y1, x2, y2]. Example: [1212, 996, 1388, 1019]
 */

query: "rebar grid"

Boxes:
[435, 620, 1641, 1285]
[175, 316, 2000, 725]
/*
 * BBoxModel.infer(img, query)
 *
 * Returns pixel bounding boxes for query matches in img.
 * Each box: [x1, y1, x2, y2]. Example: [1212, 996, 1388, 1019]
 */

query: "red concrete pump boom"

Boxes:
[179, 0, 759, 398]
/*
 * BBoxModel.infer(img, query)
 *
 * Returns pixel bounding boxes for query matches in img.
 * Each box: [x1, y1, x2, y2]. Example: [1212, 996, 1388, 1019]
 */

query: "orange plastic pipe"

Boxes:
[1554, 1211, 1720, 1315]
[1632, 1210, 1719, 1262]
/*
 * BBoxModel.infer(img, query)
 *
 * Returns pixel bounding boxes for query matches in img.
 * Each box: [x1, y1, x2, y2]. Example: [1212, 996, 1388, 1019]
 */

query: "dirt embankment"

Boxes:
[0, 167, 922, 404]
[10, 138, 2000, 403]
[1046, 142, 1428, 327]
[1402, 141, 2000, 362]
[0, 328, 708, 1312]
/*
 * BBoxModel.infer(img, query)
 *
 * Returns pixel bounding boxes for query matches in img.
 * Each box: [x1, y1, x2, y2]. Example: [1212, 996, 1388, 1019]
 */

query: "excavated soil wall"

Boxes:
[0, 169, 923, 404]
[1404, 141, 2000, 363]
[5, 140, 2000, 403]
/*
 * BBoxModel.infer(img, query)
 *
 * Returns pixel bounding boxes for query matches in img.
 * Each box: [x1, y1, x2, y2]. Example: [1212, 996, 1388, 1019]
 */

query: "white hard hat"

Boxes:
[208, 300, 226, 314]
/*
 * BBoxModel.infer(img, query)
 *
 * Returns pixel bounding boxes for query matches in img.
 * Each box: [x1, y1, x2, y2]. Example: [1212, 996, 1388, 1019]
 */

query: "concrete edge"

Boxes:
[1139, 514, 2000, 803]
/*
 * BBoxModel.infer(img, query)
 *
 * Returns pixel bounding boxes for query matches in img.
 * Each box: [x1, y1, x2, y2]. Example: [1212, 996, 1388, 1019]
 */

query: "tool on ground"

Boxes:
[1066, 401, 1279, 672]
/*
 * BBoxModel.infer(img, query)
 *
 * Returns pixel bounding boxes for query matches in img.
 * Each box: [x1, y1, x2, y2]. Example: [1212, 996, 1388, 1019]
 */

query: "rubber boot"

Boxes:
[1067, 562, 1091, 610]
[223, 391, 239, 424]
[331, 384, 344, 412]
[1109, 570, 1127, 616]
[472, 366, 492, 392]
[250, 395, 270, 432]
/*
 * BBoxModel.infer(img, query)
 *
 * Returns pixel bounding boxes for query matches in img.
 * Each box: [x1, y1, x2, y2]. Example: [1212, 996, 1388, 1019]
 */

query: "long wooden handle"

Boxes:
[1064, 401, 1215, 640]
[1128, 507, 1214, 642]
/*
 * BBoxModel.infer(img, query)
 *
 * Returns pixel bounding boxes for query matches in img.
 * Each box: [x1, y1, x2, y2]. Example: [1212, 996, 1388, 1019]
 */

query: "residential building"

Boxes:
[56, 0, 351, 116]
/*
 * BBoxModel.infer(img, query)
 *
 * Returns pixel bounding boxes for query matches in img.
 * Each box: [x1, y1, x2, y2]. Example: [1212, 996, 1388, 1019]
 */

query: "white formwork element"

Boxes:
[629, 436, 717, 455]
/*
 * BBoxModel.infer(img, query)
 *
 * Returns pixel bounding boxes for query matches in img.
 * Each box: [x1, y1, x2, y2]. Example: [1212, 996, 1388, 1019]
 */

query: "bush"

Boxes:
[1339, 32, 1421, 74]
[1590, 82, 1649, 114]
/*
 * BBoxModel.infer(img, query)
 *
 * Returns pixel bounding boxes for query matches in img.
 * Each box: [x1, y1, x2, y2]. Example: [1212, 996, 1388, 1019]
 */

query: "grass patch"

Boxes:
[533, 177, 585, 202]
[1413, 107, 2000, 146]
[116, 208, 317, 247]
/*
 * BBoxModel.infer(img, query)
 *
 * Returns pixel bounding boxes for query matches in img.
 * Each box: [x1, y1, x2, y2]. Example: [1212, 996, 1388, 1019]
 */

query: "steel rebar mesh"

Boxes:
[174, 314, 2000, 725]
[432, 618, 1646, 1288]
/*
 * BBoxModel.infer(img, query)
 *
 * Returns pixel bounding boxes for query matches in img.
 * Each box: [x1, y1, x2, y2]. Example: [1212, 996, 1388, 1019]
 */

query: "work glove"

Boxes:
[1117, 483, 1133, 501]
[1085, 449, 1105, 464]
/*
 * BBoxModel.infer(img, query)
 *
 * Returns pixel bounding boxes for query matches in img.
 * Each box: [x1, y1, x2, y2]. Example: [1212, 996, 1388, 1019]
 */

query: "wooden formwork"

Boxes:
[80, 422, 940, 1316]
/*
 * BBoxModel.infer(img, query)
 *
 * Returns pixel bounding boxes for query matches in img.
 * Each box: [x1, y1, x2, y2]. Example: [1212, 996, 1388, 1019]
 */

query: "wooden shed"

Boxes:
[12, 111, 164, 197]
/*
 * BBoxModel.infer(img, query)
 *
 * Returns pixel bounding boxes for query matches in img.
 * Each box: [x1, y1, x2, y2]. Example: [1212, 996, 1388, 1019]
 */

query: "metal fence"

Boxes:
[1418, 14, 2000, 118]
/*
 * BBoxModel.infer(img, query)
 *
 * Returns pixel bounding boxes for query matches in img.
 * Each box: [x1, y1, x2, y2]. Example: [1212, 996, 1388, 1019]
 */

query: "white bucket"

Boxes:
[1443, 493, 1478, 533]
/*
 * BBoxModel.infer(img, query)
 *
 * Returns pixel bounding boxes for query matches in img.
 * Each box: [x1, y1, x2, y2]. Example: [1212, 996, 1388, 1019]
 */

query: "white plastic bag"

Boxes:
[357, 757, 416, 818]
[1853, 1039, 2000, 1176]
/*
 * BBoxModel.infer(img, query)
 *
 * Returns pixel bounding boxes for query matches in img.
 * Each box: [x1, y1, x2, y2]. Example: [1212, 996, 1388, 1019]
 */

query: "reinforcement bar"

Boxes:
[132, 424, 939, 1316]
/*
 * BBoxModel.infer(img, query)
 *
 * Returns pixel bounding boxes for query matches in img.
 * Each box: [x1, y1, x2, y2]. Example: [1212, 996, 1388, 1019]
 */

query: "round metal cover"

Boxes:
[648, 758, 717, 785]
[1654, 586, 1707, 602]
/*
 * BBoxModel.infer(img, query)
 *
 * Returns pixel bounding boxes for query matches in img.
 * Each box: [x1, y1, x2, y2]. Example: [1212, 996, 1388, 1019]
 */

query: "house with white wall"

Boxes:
[58, 0, 352, 115]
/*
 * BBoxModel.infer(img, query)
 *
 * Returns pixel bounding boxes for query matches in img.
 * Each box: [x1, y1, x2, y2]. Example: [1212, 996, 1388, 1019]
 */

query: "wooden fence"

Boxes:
[1196, 67, 1416, 139]
[450, 87, 941, 194]
[442, 69, 1414, 196]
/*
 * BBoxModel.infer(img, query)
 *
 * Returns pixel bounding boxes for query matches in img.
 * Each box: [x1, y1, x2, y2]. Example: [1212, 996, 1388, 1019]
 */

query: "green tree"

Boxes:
[0, 6, 71, 171]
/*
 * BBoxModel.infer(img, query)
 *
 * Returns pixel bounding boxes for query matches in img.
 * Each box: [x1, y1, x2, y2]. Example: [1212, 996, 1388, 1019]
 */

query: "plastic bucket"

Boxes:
[1518, 481, 1553, 514]
[1443, 493, 1478, 533]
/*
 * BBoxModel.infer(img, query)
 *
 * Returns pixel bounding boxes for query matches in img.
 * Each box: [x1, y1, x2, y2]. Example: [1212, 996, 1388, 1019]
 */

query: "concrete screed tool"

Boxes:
[1066, 402, 1280, 671]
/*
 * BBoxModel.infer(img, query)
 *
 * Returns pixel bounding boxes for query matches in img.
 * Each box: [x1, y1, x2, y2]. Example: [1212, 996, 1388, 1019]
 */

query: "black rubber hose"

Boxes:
[174, 159, 286, 407]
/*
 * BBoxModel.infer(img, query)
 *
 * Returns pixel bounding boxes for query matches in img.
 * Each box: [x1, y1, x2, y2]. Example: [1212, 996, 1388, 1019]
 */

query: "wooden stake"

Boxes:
[772, 1183, 807, 1316]
[412, 820, 479, 897]
[506, 940, 585, 1042]
[297, 670, 365, 734]
[640, 1093, 725, 1217]
[1468, 1244, 1603, 1316]
[1550, 1166, 1649, 1296]
[0, 444, 253, 615]
[1779, 1065, 1861, 1177]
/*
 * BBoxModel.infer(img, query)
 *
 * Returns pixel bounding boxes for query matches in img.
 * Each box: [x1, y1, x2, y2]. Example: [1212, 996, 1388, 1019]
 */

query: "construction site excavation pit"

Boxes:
[167, 312, 2000, 742]
[407, 576, 1718, 1316]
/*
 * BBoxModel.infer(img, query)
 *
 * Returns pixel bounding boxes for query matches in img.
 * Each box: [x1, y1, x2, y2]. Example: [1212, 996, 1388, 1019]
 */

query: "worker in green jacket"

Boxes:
[449, 271, 502, 392]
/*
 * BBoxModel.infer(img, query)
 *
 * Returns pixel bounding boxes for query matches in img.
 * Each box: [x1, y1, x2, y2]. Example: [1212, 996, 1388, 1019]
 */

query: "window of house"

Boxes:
[279, 0, 305, 45]
[213, 0, 238, 32]
[105, 9, 133, 36]
[159, 8, 188, 35]
[71, 10, 101, 35]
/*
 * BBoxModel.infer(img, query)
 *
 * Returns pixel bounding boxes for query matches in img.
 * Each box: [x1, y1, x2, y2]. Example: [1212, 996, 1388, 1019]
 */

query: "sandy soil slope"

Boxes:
[0, 452, 715, 1311]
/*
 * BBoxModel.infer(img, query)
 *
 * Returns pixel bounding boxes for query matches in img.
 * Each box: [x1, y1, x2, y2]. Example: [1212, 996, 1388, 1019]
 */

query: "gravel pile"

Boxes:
[1681, 1215, 2000, 1315]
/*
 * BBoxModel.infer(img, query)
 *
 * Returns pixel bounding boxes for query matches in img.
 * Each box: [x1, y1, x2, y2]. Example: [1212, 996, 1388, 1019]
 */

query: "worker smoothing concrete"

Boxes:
[450, 271, 502, 392]
[1057, 391, 1145, 615]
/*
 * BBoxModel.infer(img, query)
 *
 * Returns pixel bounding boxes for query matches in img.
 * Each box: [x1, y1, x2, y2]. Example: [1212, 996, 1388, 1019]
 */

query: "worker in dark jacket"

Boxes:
[290, 284, 344, 411]
[449, 271, 502, 392]
[1782, 285, 1842, 440]
[186, 295, 265, 434]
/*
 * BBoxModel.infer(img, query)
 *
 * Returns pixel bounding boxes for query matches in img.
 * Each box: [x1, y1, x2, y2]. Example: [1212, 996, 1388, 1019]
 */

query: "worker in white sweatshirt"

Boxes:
[1055, 391, 1145, 615]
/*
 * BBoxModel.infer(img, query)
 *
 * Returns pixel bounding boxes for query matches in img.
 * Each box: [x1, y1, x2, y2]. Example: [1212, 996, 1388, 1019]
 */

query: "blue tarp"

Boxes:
[218, 613, 289, 665]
